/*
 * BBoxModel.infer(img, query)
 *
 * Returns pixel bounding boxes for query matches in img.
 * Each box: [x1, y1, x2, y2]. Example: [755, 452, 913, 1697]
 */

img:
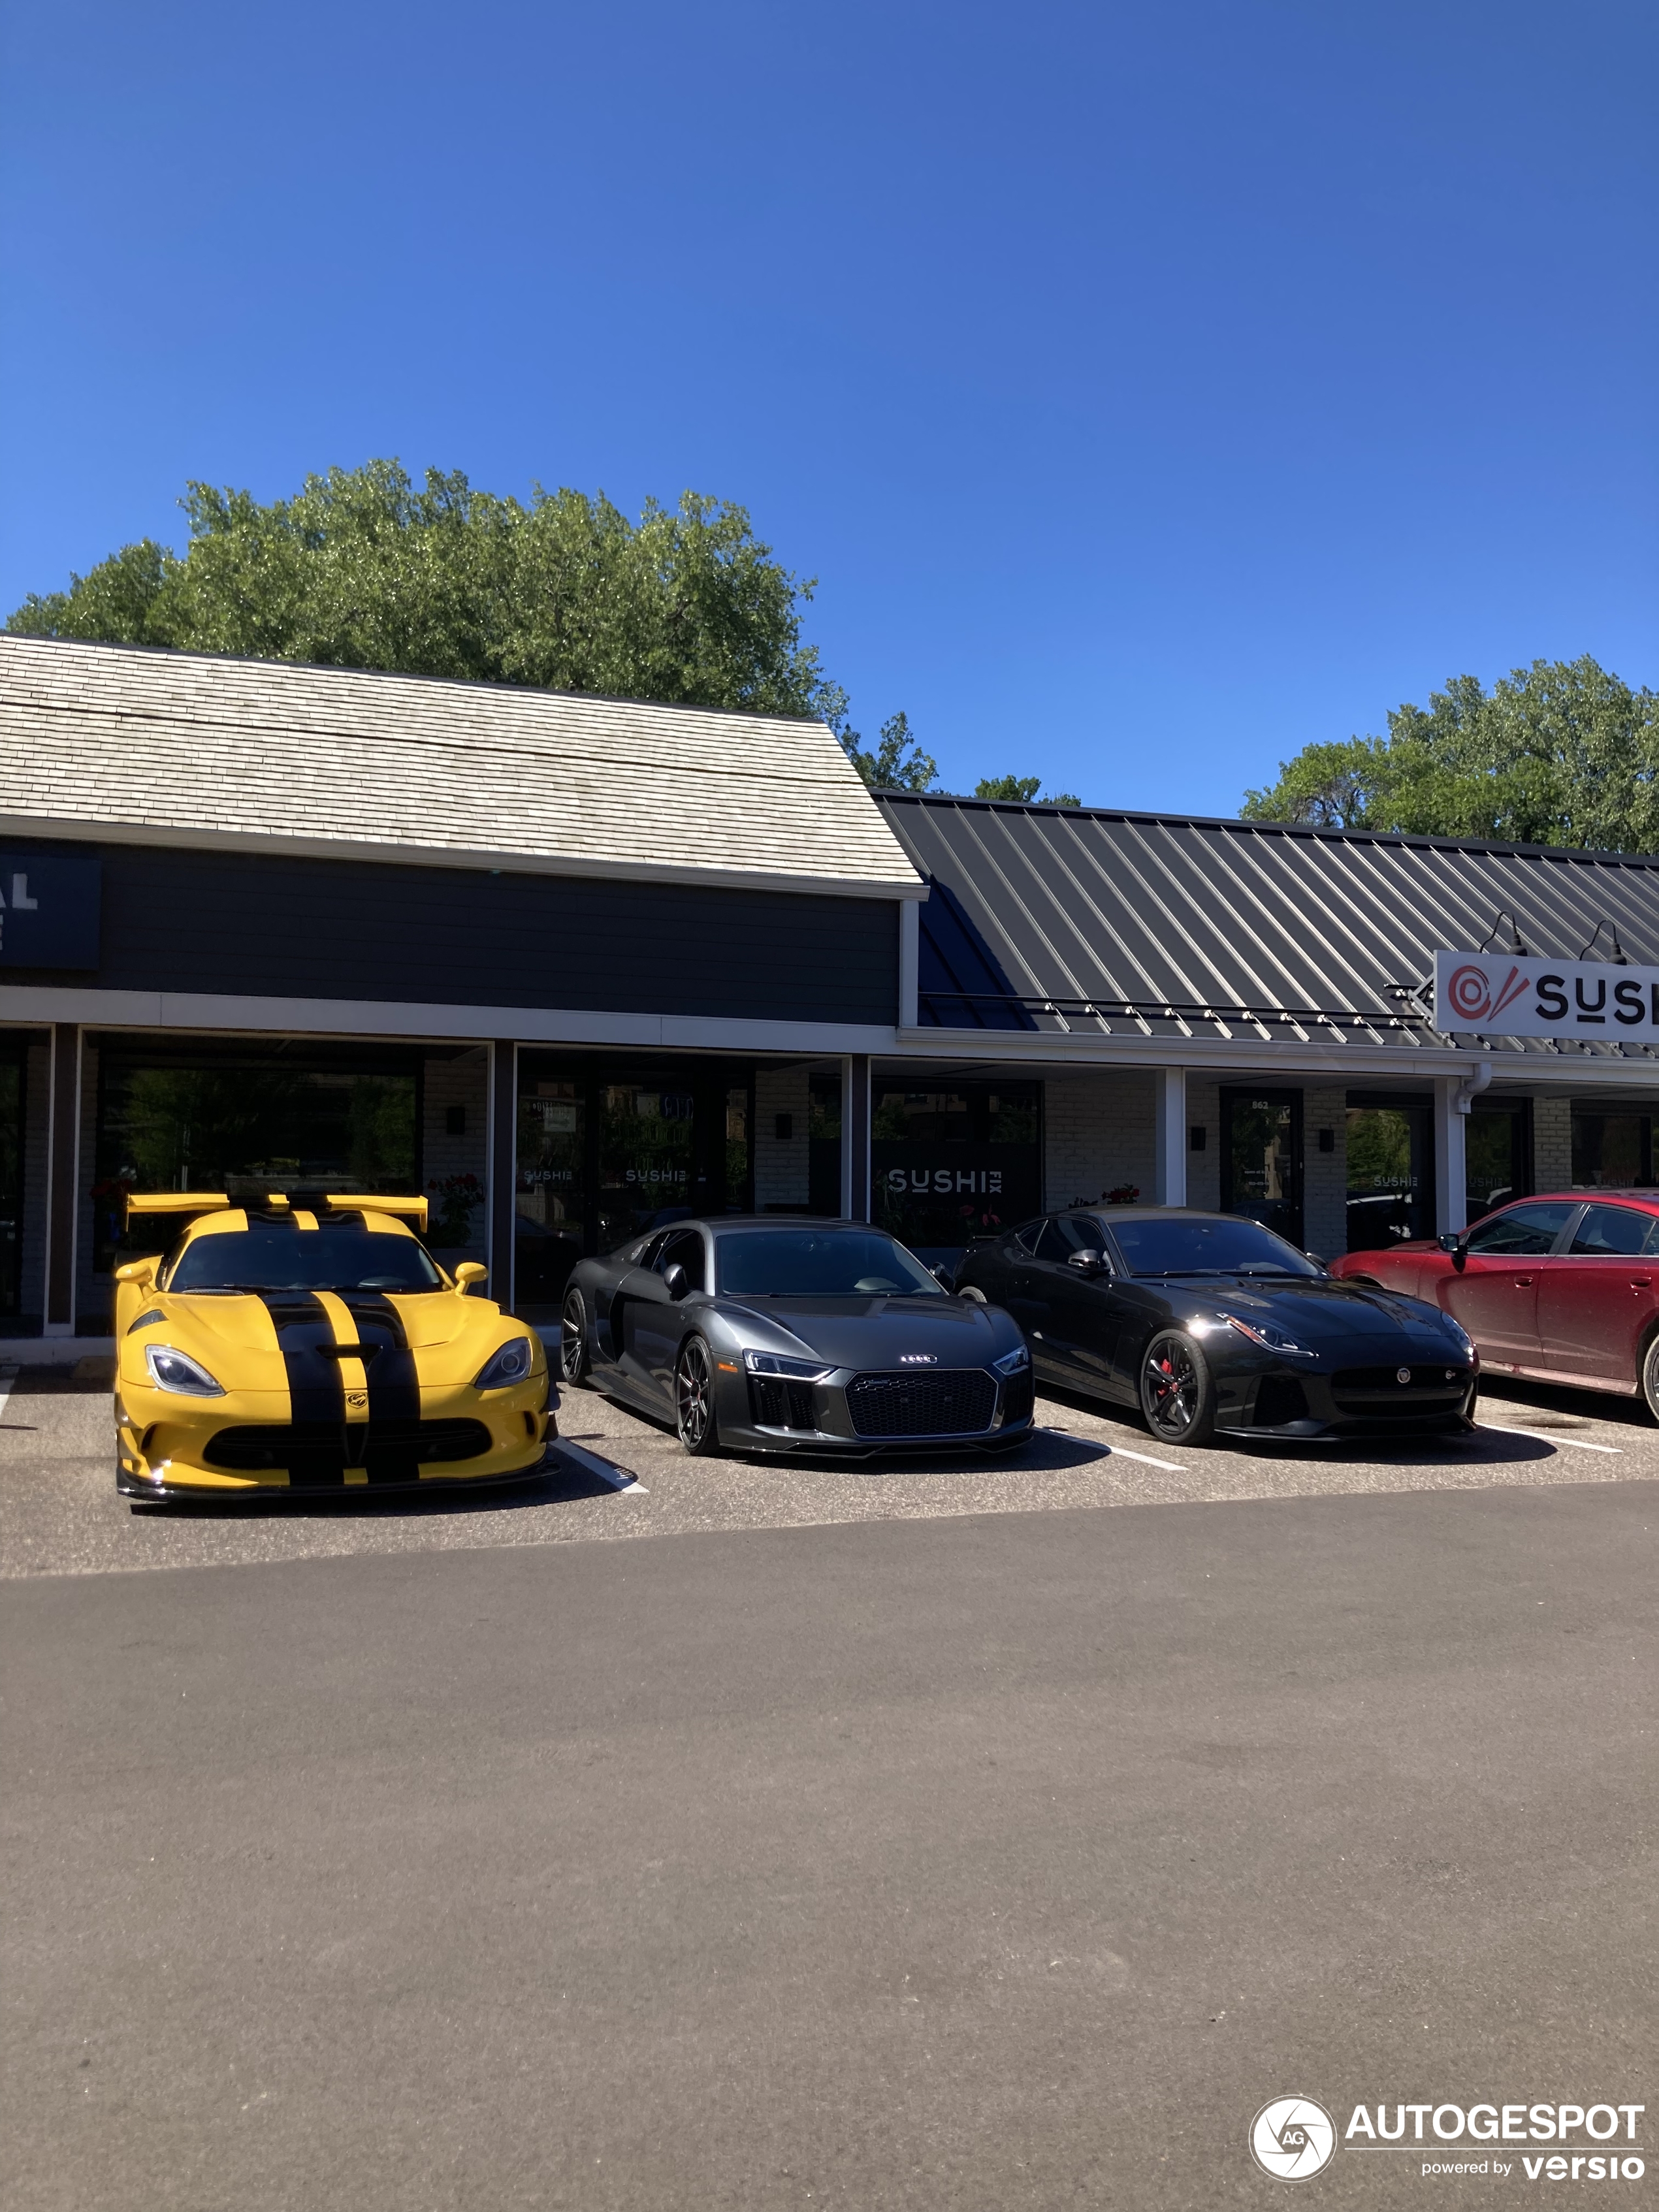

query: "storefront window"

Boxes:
[807, 1074, 843, 1216]
[0, 1042, 22, 1318]
[1572, 1110, 1653, 1189]
[723, 1086, 750, 1211]
[1345, 1103, 1430, 1248]
[517, 1082, 587, 1304]
[871, 1082, 1042, 1264]
[513, 1058, 759, 1309]
[1466, 1099, 1532, 1220]
[93, 1038, 419, 1271]
[1222, 1090, 1303, 1247]
[598, 1083, 696, 1248]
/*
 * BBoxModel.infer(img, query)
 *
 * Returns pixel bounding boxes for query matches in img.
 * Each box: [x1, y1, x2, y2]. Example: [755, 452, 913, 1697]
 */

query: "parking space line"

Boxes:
[1046, 1427, 1187, 1473]
[555, 1440, 649, 1492]
[0, 1367, 16, 1420]
[1479, 1424, 1622, 1454]
[1104, 1445, 1190, 1472]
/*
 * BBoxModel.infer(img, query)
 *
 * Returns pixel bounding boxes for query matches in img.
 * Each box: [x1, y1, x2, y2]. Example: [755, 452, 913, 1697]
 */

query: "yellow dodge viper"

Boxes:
[112, 1193, 555, 1500]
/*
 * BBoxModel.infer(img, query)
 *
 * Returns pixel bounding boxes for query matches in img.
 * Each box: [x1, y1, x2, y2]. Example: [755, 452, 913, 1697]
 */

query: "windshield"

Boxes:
[167, 1223, 445, 1293]
[1109, 1216, 1319, 1278]
[716, 1228, 942, 1297]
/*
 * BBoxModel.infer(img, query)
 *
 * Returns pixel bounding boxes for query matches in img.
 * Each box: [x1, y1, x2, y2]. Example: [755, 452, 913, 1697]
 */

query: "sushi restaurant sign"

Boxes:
[1434, 948, 1659, 1039]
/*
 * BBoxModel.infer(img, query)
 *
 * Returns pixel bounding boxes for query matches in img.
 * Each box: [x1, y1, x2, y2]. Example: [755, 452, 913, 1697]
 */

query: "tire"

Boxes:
[959, 1285, 988, 1304]
[675, 1336, 722, 1456]
[559, 1288, 592, 1387]
[1138, 1328, 1218, 1447]
[1641, 1331, 1659, 1424]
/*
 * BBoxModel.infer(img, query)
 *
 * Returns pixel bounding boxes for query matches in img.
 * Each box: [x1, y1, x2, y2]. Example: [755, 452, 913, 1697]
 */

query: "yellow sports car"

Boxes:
[112, 1193, 555, 1499]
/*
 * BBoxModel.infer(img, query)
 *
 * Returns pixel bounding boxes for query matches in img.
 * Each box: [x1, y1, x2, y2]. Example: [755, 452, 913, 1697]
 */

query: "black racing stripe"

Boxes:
[259, 1292, 347, 1486]
[340, 1294, 424, 1486]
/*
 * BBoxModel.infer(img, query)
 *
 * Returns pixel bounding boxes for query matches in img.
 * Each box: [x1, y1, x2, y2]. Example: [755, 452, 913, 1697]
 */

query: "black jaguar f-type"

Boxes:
[558, 1218, 1036, 1456]
[953, 1207, 1478, 1447]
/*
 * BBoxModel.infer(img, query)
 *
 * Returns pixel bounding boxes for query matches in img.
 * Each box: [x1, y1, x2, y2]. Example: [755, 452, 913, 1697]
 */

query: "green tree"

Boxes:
[7, 460, 841, 720]
[974, 773, 1082, 807]
[839, 709, 939, 791]
[1242, 658, 1659, 853]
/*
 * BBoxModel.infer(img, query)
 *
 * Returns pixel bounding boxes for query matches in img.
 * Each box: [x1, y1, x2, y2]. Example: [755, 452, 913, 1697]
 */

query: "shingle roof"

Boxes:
[0, 635, 923, 900]
[877, 792, 1659, 1060]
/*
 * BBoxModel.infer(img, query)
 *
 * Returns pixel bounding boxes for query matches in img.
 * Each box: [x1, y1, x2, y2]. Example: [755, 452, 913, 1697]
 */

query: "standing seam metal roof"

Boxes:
[877, 792, 1659, 1060]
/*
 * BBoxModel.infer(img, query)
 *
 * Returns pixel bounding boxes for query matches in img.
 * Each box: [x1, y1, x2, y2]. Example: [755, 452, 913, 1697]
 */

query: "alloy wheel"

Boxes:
[559, 1290, 590, 1385]
[1143, 1333, 1201, 1441]
[676, 1338, 717, 1454]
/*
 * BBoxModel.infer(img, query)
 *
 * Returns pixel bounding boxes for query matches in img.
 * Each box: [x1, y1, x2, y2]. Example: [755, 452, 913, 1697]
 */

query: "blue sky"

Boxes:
[2, 0, 1654, 814]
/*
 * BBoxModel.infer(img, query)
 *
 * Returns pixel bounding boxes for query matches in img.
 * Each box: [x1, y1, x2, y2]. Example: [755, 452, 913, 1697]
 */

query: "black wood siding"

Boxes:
[5, 841, 900, 1025]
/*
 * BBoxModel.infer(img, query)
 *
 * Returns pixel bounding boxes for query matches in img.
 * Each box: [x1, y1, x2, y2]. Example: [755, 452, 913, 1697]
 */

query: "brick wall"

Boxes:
[1186, 1076, 1221, 1209]
[1302, 1085, 1349, 1260]
[1043, 1073, 1156, 1210]
[1532, 1095, 1572, 1193]
[754, 1065, 812, 1210]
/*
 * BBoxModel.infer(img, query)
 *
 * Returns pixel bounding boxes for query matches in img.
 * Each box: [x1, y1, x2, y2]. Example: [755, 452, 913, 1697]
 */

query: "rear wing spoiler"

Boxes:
[325, 1195, 430, 1230]
[123, 1193, 233, 1223]
[122, 1191, 430, 1230]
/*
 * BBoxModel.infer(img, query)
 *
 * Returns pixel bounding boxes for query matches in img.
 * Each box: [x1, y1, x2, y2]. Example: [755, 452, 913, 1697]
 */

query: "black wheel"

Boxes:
[559, 1288, 592, 1387]
[1641, 1332, 1659, 1423]
[1138, 1329, 1217, 1447]
[675, 1336, 722, 1456]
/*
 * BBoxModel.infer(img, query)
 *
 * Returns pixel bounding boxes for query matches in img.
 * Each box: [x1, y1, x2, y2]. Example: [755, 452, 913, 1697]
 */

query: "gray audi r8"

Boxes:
[953, 1206, 1478, 1447]
[558, 1218, 1035, 1456]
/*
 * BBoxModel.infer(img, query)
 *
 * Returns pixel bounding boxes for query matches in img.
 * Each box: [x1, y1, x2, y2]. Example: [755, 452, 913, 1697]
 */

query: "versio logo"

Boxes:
[1251, 2098, 1337, 2182]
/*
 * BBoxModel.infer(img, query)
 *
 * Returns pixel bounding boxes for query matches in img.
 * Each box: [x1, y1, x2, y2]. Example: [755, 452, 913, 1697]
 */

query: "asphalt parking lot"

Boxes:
[3, 1367, 1656, 2211]
[3, 1356, 1656, 1578]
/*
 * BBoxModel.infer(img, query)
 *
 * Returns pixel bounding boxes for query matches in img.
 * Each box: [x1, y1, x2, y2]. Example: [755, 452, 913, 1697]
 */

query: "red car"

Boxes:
[1331, 1191, 1659, 1418]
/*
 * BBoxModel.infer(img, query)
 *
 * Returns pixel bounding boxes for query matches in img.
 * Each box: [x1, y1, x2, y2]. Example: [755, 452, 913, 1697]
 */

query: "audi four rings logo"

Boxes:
[1250, 2097, 1337, 2182]
[899, 1353, 937, 1364]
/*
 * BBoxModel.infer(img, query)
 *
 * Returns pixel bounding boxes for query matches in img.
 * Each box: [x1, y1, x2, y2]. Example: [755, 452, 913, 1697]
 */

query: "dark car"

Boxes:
[1331, 1190, 1659, 1417]
[558, 1217, 1036, 1457]
[954, 1206, 1478, 1447]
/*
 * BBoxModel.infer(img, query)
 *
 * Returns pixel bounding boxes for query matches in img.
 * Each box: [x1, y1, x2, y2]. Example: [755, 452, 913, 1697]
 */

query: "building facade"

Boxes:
[3, 634, 1656, 1343]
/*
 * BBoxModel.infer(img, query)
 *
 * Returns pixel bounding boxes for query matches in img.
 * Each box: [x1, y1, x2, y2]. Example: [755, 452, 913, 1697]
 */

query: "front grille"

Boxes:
[204, 1419, 494, 1480]
[845, 1368, 997, 1439]
[1330, 1364, 1473, 1419]
[1252, 1375, 1310, 1426]
[749, 1377, 820, 1431]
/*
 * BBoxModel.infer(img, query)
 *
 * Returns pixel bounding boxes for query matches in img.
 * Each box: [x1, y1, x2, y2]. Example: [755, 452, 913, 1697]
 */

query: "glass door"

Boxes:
[1221, 1089, 1304, 1248]
[1345, 1099, 1432, 1249]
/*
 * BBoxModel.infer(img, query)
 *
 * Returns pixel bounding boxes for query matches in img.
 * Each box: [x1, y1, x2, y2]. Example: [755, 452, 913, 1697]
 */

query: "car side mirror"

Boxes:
[454, 1260, 488, 1292]
[931, 1265, 956, 1290]
[1436, 1232, 1468, 1270]
[114, 1258, 155, 1286]
[1304, 1253, 1328, 1272]
[1066, 1249, 1103, 1272]
[663, 1263, 690, 1300]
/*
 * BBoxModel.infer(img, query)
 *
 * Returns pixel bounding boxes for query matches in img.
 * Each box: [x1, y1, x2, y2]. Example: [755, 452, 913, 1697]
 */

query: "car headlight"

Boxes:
[992, 1343, 1030, 1377]
[743, 1350, 834, 1380]
[144, 1345, 225, 1396]
[1223, 1315, 1314, 1358]
[473, 1337, 537, 1390]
